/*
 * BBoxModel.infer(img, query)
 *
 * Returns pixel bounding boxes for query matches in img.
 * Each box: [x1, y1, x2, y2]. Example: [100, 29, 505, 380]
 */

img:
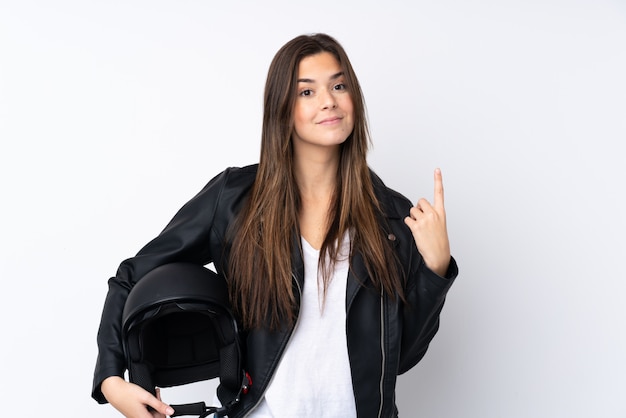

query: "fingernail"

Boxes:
[166, 406, 174, 415]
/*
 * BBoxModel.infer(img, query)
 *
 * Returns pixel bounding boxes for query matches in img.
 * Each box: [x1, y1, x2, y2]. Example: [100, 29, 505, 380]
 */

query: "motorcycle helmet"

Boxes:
[122, 262, 250, 417]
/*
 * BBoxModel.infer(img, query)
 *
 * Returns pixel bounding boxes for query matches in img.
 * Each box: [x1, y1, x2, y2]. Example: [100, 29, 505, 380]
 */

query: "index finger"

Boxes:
[433, 168, 445, 210]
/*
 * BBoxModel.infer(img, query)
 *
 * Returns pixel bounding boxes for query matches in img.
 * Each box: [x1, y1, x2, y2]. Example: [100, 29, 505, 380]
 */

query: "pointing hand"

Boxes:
[404, 168, 451, 277]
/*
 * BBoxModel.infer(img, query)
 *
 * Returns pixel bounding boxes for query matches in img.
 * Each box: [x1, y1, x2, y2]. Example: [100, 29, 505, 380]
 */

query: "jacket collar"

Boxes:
[369, 169, 402, 220]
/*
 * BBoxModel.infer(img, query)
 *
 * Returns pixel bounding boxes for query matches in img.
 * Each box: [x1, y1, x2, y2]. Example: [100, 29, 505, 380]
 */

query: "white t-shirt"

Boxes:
[248, 234, 356, 417]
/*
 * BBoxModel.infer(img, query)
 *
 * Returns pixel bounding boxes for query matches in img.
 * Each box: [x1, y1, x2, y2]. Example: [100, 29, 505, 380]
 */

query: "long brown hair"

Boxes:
[228, 33, 403, 330]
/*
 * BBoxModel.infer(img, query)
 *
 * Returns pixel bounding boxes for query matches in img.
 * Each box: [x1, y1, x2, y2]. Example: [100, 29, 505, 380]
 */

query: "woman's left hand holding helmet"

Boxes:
[404, 168, 451, 277]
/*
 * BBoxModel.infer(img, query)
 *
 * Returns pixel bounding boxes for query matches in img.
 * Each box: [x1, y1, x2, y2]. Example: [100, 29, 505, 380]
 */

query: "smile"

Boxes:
[317, 116, 342, 125]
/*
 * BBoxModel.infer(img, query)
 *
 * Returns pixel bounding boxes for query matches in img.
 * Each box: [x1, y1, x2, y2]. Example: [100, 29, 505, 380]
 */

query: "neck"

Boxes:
[293, 144, 340, 250]
[293, 143, 340, 200]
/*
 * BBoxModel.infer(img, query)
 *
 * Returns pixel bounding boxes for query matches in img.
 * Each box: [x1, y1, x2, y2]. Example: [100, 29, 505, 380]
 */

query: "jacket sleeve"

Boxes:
[398, 253, 458, 373]
[391, 196, 459, 374]
[91, 168, 231, 403]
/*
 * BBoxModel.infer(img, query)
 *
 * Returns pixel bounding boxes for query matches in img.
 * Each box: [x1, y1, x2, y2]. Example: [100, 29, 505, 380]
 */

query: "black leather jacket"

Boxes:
[92, 164, 458, 417]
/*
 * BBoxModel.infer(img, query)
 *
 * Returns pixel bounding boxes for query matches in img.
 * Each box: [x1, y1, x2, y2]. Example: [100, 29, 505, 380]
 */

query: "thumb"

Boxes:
[148, 389, 174, 416]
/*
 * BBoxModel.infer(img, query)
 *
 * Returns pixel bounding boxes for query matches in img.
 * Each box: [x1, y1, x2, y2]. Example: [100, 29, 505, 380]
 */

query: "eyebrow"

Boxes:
[297, 71, 344, 83]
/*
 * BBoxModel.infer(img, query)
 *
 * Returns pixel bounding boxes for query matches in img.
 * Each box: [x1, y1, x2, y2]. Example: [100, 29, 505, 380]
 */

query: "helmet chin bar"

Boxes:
[170, 371, 252, 418]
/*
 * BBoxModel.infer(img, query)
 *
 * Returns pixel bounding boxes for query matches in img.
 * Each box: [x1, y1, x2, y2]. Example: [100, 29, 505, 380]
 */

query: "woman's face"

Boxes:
[291, 52, 354, 152]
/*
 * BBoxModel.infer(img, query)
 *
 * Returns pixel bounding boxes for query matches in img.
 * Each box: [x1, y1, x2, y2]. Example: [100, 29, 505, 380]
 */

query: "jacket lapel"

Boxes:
[346, 170, 403, 312]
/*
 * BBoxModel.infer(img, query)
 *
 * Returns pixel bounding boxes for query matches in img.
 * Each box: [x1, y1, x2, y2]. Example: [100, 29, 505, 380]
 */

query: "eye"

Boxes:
[333, 83, 346, 91]
[299, 89, 313, 97]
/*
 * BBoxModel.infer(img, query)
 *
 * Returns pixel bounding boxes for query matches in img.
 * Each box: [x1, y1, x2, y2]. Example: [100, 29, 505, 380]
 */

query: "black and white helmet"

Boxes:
[122, 262, 250, 417]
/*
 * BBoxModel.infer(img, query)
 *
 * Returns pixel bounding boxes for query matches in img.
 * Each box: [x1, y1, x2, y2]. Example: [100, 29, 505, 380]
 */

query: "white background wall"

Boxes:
[1, 1, 625, 416]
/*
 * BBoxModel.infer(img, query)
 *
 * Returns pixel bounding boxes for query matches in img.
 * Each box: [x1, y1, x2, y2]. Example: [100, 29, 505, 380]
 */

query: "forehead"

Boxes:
[297, 52, 342, 80]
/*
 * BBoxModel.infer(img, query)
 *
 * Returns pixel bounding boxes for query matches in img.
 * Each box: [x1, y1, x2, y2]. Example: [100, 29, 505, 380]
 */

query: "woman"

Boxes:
[93, 33, 458, 418]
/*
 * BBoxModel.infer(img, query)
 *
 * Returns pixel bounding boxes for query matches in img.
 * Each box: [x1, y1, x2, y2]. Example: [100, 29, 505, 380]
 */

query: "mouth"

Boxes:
[317, 116, 342, 125]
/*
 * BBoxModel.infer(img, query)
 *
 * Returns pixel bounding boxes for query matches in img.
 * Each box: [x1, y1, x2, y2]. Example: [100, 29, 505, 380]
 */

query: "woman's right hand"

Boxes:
[101, 376, 174, 418]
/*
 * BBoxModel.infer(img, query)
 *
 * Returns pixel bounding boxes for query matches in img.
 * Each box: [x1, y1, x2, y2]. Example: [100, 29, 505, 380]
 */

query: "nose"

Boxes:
[320, 89, 337, 110]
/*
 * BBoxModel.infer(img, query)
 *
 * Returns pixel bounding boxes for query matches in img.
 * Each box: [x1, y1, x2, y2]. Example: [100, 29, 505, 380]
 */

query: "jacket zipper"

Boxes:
[378, 288, 386, 418]
[242, 274, 303, 417]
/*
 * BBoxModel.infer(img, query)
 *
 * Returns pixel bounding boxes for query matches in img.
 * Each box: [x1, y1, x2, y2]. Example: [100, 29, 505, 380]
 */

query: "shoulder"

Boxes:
[218, 163, 258, 183]
[213, 164, 258, 206]
[201, 164, 258, 194]
[369, 169, 412, 220]
[180, 164, 258, 215]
